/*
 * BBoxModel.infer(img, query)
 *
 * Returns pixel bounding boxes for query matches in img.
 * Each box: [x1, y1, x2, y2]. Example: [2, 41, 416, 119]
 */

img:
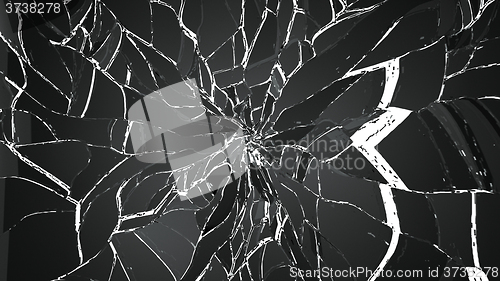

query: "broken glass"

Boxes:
[1, 0, 500, 280]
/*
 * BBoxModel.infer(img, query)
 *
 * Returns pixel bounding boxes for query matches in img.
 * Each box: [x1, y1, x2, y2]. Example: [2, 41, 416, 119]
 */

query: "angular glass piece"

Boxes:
[128, 79, 247, 200]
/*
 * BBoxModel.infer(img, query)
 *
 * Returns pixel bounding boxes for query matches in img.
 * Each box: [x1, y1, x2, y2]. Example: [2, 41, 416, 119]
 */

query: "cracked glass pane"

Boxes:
[1, 0, 500, 280]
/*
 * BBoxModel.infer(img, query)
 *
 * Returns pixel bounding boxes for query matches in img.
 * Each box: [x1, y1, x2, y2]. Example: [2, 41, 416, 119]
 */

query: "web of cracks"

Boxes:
[1, 0, 500, 280]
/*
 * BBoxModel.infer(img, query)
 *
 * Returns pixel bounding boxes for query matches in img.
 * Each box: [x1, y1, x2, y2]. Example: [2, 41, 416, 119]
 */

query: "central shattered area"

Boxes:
[1, 0, 500, 280]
